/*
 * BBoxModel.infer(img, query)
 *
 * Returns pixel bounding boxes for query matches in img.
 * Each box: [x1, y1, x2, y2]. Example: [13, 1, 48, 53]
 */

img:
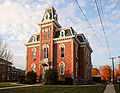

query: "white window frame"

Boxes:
[32, 48, 36, 60]
[59, 44, 65, 58]
[31, 63, 36, 72]
[75, 63, 78, 78]
[42, 44, 49, 59]
[43, 31, 45, 39]
[60, 30, 65, 37]
[59, 62, 65, 75]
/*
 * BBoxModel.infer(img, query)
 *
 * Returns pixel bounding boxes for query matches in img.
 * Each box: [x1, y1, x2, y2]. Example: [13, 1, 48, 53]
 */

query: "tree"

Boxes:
[0, 38, 13, 62]
[99, 65, 111, 81]
[25, 71, 37, 84]
[44, 67, 58, 84]
[91, 67, 100, 76]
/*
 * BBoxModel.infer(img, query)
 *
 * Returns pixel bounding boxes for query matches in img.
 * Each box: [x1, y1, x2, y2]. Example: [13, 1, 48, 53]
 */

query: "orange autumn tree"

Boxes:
[99, 65, 111, 81]
[91, 67, 100, 76]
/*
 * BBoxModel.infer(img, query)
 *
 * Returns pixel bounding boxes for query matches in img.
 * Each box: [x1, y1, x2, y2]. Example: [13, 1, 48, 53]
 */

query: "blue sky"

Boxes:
[0, 0, 120, 70]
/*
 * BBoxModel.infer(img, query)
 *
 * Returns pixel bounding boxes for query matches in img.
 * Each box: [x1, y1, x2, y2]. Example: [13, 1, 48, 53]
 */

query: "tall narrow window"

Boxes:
[61, 47, 64, 58]
[47, 48, 48, 58]
[75, 63, 78, 78]
[59, 44, 65, 58]
[43, 31, 45, 39]
[31, 63, 36, 72]
[59, 62, 65, 75]
[32, 48, 36, 60]
[47, 30, 49, 39]
[44, 48, 46, 58]
[44, 47, 48, 58]
[61, 32, 64, 37]
[43, 44, 49, 59]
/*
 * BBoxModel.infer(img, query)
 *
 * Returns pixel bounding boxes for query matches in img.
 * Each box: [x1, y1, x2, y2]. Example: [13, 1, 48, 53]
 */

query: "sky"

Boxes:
[0, 0, 120, 70]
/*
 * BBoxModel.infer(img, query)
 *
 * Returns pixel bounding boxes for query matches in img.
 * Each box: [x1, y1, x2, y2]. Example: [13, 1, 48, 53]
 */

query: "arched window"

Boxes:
[44, 47, 48, 58]
[31, 63, 36, 72]
[75, 63, 78, 77]
[32, 48, 36, 60]
[59, 62, 65, 75]
[59, 44, 65, 58]
[60, 30, 65, 37]
[42, 44, 49, 59]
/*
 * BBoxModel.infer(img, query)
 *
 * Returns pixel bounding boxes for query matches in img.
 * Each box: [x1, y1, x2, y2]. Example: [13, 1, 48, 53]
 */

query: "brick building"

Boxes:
[0, 58, 25, 82]
[12, 67, 25, 81]
[25, 7, 93, 83]
[0, 58, 12, 81]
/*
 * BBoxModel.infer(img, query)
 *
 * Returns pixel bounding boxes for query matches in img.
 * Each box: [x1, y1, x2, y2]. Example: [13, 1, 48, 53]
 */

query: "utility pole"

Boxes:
[110, 57, 116, 83]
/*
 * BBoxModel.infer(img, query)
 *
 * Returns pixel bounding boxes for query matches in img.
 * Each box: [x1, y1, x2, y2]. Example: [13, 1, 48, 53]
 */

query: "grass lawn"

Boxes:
[0, 84, 106, 93]
[114, 84, 120, 93]
[0, 82, 24, 88]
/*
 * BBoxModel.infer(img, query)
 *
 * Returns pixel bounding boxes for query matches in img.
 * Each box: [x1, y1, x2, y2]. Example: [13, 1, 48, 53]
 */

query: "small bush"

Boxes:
[65, 78, 73, 85]
[18, 75, 25, 83]
[25, 71, 37, 84]
[44, 67, 58, 84]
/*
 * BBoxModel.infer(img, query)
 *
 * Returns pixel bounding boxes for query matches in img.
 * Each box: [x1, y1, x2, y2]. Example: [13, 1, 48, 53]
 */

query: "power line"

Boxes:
[95, 0, 111, 57]
[74, 0, 106, 55]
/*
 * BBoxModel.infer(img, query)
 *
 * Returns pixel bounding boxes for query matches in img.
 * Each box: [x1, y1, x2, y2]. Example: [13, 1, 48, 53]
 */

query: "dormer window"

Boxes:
[60, 30, 65, 37]
[61, 32, 64, 37]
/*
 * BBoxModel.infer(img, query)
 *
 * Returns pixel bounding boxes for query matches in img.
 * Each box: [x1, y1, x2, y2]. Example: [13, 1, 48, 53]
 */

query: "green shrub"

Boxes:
[65, 78, 73, 85]
[44, 67, 58, 84]
[25, 71, 37, 84]
[18, 75, 25, 83]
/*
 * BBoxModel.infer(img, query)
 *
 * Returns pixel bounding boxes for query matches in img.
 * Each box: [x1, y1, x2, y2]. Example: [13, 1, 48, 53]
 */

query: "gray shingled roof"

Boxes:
[28, 35, 40, 43]
[54, 29, 72, 38]
[77, 34, 86, 42]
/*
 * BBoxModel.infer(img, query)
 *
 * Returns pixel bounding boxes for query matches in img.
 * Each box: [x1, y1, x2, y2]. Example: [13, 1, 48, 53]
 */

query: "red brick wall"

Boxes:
[53, 41, 72, 79]
[27, 46, 40, 76]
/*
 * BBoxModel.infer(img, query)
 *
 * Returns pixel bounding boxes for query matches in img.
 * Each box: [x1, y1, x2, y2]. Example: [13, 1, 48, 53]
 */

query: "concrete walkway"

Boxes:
[104, 83, 116, 93]
[0, 84, 43, 90]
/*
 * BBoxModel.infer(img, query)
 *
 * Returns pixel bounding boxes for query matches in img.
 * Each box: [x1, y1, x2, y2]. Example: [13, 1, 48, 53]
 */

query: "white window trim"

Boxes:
[75, 63, 78, 78]
[60, 30, 65, 37]
[59, 62, 65, 75]
[59, 44, 65, 58]
[32, 48, 36, 60]
[42, 44, 49, 59]
[31, 63, 36, 72]
[47, 30, 49, 39]
[43, 31, 45, 39]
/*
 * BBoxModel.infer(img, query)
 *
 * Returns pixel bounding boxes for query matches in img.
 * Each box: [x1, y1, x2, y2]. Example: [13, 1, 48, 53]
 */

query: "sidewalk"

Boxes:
[0, 84, 43, 90]
[104, 83, 116, 93]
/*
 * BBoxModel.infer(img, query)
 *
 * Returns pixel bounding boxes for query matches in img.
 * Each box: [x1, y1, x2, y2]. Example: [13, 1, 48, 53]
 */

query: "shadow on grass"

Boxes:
[0, 84, 106, 93]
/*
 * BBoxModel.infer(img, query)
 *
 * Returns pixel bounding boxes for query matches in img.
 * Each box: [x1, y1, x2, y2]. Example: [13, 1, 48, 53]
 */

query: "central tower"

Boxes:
[38, 7, 61, 79]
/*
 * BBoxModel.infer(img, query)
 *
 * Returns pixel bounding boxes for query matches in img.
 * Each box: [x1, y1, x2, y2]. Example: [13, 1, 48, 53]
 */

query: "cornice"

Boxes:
[38, 19, 61, 28]
[80, 42, 93, 52]
[24, 41, 40, 46]
[53, 35, 75, 41]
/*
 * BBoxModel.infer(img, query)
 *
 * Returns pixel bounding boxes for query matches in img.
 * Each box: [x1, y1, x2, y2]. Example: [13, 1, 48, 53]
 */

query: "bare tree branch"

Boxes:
[0, 38, 13, 62]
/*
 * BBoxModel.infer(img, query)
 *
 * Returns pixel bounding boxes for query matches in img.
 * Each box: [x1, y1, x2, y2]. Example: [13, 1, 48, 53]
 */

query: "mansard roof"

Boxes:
[54, 27, 76, 38]
[28, 33, 40, 43]
[77, 34, 87, 43]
